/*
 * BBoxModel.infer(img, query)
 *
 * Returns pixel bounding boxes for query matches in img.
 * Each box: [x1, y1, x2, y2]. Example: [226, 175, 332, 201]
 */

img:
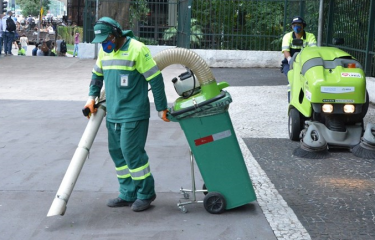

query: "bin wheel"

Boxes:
[203, 192, 226, 214]
[202, 183, 208, 195]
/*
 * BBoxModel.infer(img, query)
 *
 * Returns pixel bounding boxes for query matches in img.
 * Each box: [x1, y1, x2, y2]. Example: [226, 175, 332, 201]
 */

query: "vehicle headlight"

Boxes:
[343, 104, 355, 113]
[322, 104, 333, 113]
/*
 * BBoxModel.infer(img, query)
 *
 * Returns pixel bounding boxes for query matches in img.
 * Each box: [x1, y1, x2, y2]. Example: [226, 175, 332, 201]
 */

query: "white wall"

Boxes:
[78, 43, 284, 68]
[78, 43, 374, 104]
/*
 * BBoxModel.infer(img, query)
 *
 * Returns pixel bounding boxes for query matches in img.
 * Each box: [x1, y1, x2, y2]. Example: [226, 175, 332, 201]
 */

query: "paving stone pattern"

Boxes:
[244, 138, 375, 240]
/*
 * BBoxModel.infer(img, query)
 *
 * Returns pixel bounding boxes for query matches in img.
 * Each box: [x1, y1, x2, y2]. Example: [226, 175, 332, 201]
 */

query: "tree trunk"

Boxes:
[99, 1, 130, 29]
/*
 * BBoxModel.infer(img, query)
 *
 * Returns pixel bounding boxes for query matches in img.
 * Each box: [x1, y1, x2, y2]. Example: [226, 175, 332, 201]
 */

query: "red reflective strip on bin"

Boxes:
[194, 130, 231, 146]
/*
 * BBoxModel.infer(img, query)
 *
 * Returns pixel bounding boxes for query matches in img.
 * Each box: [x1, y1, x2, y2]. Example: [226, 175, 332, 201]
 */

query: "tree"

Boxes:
[192, 0, 285, 50]
[97, 0, 149, 30]
[98, 1, 131, 29]
[163, 18, 203, 46]
[18, 0, 50, 17]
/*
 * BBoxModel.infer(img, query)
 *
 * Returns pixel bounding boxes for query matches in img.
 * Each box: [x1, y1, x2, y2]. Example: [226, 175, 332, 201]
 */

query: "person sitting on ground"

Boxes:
[17, 43, 25, 56]
[37, 43, 44, 56]
[32, 43, 38, 56]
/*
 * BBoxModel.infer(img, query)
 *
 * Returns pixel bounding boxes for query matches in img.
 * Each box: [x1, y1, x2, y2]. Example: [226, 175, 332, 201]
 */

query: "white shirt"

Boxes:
[1, 15, 16, 32]
[20, 36, 28, 47]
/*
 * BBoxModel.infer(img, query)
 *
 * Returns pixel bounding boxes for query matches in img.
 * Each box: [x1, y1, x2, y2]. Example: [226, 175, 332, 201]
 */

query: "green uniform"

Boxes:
[89, 35, 167, 201]
[18, 48, 26, 56]
[281, 31, 317, 99]
[281, 31, 317, 55]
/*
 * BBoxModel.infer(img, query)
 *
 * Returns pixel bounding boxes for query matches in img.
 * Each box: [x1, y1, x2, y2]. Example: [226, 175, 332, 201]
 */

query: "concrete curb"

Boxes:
[75, 43, 375, 105]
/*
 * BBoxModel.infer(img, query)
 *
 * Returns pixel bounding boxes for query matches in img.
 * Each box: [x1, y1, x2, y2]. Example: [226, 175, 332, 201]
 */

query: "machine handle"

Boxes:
[82, 104, 99, 117]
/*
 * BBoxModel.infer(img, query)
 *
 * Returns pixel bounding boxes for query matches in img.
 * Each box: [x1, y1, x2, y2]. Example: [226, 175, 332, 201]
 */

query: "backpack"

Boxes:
[60, 40, 67, 53]
[6, 16, 16, 32]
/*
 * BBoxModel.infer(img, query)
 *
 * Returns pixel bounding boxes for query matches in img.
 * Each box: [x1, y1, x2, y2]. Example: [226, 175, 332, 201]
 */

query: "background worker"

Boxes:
[83, 17, 170, 212]
[281, 16, 316, 102]
[281, 16, 316, 77]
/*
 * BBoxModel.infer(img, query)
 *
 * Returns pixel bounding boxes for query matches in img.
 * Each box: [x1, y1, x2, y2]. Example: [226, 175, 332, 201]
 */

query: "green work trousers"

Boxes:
[106, 119, 155, 201]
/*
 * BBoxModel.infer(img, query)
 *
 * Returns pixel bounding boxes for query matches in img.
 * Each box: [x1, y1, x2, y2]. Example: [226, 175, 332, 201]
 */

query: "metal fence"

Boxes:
[82, 0, 375, 76]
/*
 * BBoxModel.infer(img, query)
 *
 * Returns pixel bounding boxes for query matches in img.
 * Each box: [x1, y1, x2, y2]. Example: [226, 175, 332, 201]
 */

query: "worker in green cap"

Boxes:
[83, 17, 170, 212]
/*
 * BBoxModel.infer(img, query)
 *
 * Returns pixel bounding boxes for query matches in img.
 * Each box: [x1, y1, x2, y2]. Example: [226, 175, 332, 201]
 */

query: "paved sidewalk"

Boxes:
[0, 57, 279, 240]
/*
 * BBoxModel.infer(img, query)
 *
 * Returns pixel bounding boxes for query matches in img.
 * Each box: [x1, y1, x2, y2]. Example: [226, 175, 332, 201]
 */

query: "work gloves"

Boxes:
[83, 97, 97, 119]
[158, 109, 170, 122]
[83, 97, 169, 122]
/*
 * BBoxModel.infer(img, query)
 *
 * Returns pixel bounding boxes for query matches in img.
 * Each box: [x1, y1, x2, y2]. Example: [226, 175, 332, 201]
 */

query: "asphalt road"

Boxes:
[1, 55, 375, 240]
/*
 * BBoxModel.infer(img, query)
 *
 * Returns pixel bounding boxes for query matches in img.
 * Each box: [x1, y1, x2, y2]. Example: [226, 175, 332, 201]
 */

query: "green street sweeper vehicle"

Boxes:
[287, 38, 375, 159]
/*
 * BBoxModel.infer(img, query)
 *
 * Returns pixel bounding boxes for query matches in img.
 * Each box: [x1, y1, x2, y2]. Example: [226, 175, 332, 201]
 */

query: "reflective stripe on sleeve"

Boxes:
[129, 162, 151, 180]
[93, 65, 103, 74]
[143, 65, 160, 80]
[102, 59, 135, 68]
[116, 165, 131, 178]
[93, 64, 103, 76]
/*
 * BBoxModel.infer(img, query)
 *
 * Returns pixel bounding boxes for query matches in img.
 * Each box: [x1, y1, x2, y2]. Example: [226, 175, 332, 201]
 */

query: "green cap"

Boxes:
[92, 17, 122, 43]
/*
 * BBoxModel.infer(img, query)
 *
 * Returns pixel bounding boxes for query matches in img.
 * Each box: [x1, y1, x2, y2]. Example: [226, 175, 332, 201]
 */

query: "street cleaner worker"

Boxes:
[281, 16, 316, 76]
[281, 16, 316, 101]
[83, 17, 170, 212]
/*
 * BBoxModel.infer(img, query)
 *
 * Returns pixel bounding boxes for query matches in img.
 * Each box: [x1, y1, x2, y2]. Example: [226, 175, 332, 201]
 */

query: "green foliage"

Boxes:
[191, 0, 285, 50]
[57, 26, 83, 45]
[18, 0, 51, 17]
[129, 0, 149, 28]
[163, 18, 203, 46]
[137, 37, 158, 45]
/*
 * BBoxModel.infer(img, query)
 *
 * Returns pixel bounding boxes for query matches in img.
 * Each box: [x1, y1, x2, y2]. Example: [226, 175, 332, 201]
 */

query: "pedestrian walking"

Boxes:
[19, 33, 29, 52]
[73, 32, 79, 57]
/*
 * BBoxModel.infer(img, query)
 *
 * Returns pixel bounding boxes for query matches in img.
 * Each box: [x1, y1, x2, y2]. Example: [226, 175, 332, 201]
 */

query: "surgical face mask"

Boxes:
[293, 25, 302, 34]
[102, 39, 116, 53]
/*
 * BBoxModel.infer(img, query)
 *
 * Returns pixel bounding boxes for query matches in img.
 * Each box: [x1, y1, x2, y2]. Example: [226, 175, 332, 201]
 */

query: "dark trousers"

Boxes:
[0, 36, 3, 54]
[4, 32, 15, 55]
[281, 58, 290, 102]
[281, 58, 290, 77]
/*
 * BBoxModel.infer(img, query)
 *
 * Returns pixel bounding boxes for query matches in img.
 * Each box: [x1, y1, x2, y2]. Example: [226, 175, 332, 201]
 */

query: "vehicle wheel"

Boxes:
[202, 183, 208, 195]
[203, 192, 226, 214]
[288, 108, 302, 141]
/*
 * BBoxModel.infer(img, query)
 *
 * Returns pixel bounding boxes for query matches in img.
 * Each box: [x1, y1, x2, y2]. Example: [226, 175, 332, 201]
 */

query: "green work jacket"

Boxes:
[281, 31, 317, 56]
[89, 37, 167, 122]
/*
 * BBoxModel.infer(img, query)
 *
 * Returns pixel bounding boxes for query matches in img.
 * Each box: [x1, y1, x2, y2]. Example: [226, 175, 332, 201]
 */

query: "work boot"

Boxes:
[131, 195, 156, 212]
[106, 197, 134, 208]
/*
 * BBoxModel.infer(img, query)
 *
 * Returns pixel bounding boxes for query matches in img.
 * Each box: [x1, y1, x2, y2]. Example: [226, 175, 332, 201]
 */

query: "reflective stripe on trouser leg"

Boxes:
[107, 119, 155, 200]
[106, 121, 136, 202]
[120, 119, 155, 200]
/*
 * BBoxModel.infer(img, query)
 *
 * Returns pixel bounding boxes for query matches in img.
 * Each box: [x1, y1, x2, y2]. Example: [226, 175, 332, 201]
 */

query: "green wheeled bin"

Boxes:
[169, 91, 257, 214]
